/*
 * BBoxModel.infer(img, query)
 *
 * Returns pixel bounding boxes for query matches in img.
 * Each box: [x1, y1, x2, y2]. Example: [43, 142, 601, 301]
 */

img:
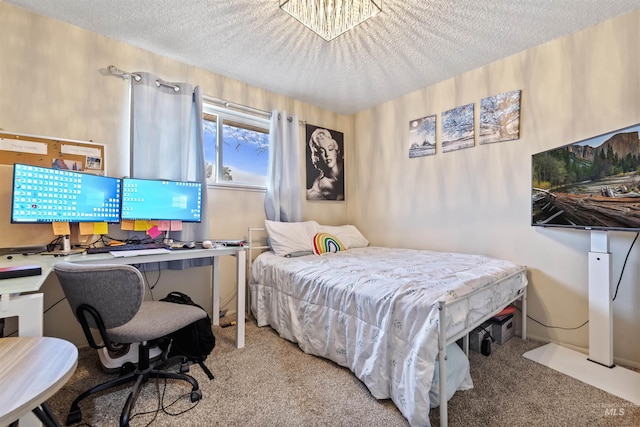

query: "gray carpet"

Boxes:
[48, 320, 640, 426]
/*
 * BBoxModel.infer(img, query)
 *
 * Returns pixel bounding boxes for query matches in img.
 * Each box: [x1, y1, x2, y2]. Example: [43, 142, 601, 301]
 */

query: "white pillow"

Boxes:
[264, 220, 320, 257]
[318, 224, 369, 249]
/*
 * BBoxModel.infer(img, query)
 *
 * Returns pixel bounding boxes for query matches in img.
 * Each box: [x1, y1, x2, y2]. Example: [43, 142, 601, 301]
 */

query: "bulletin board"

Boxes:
[0, 131, 106, 174]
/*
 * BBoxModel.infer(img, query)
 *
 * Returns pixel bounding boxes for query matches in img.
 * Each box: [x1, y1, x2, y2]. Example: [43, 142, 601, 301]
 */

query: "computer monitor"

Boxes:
[11, 163, 122, 223]
[121, 178, 202, 222]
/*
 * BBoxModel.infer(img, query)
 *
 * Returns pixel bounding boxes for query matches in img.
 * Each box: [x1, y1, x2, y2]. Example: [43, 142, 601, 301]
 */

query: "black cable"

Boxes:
[87, 234, 164, 249]
[515, 305, 588, 330]
[129, 370, 163, 426]
[511, 232, 639, 329]
[160, 384, 200, 416]
[44, 296, 66, 314]
[476, 324, 495, 342]
[46, 236, 63, 252]
[140, 263, 162, 293]
[85, 234, 111, 249]
[612, 232, 638, 301]
[129, 368, 199, 424]
[145, 272, 156, 299]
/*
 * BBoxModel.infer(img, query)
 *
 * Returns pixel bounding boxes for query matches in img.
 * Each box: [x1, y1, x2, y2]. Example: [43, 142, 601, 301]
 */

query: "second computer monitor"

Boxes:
[121, 178, 202, 222]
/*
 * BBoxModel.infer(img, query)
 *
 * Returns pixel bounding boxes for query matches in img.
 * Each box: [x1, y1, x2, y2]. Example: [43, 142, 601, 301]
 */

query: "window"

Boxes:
[203, 103, 270, 189]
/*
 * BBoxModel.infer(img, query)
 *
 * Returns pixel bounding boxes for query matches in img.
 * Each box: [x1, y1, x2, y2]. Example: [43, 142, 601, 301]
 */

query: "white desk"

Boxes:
[0, 261, 50, 337]
[0, 246, 246, 348]
[0, 336, 78, 427]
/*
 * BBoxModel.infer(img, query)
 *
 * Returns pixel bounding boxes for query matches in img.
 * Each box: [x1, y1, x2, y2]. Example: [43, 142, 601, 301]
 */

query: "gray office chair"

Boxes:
[53, 262, 208, 427]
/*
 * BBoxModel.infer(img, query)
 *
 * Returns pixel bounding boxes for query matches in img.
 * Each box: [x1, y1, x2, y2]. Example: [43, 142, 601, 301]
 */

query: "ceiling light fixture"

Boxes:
[280, 0, 382, 41]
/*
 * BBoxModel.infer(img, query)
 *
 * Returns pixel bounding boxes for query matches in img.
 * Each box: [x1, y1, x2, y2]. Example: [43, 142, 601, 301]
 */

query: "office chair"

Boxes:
[53, 262, 208, 427]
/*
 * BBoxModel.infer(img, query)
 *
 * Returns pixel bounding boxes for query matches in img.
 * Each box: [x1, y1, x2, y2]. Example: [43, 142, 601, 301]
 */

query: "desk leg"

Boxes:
[0, 293, 44, 337]
[236, 250, 246, 349]
[211, 258, 220, 327]
[17, 413, 40, 427]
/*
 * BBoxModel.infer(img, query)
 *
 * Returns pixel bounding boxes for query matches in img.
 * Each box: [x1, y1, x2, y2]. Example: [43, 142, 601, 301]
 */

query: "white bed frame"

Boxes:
[247, 227, 527, 427]
[436, 272, 527, 426]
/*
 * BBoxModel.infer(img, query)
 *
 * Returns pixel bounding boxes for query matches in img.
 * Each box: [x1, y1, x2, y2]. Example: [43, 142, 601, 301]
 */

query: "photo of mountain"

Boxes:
[409, 114, 436, 158]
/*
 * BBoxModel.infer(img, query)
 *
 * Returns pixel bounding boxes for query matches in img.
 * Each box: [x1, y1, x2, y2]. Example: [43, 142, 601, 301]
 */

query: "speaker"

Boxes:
[481, 334, 492, 356]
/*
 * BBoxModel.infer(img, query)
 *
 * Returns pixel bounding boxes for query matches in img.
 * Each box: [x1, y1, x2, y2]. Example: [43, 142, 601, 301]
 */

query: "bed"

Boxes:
[248, 221, 528, 427]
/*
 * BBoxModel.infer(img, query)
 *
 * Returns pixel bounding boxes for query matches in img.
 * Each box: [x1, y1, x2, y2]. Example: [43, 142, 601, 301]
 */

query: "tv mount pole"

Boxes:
[588, 230, 614, 367]
[524, 229, 640, 405]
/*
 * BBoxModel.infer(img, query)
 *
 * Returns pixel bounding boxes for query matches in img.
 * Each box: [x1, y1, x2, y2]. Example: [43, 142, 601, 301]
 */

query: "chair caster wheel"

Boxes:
[67, 408, 82, 425]
[120, 362, 136, 375]
[180, 363, 190, 373]
[190, 390, 202, 402]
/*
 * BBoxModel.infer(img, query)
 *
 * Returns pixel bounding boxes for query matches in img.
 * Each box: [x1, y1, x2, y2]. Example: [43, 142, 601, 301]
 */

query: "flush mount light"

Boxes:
[280, 0, 382, 41]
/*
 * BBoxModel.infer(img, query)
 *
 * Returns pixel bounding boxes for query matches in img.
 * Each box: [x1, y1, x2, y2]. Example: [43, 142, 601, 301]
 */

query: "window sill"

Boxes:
[206, 183, 266, 193]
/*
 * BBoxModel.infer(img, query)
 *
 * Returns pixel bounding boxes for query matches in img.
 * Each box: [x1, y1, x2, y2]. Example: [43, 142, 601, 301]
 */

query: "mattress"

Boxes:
[250, 246, 527, 426]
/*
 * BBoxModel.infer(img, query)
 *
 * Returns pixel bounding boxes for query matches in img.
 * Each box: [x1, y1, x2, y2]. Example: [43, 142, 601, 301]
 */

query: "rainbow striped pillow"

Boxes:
[312, 232, 345, 255]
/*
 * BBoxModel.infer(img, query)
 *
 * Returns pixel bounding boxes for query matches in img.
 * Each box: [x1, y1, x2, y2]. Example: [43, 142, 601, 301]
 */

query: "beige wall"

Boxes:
[0, 2, 350, 344]
[351, 11, 640, 367]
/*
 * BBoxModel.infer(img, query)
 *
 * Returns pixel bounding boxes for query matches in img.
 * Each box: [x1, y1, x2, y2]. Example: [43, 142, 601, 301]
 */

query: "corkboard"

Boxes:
[0, 131, 106, 174]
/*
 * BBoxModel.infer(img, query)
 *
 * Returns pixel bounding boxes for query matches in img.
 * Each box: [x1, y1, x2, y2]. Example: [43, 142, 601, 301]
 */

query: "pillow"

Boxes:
[264, 220, 319, 257]
[312, 233, 346, 255]
[429, 343, 473, 408]
[318, 224, 369, 249]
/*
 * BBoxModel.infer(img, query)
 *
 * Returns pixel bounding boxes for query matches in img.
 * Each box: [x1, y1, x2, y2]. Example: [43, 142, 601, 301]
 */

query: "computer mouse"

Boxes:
[183, 241, 196, 249]
[202, 240, 213, 249]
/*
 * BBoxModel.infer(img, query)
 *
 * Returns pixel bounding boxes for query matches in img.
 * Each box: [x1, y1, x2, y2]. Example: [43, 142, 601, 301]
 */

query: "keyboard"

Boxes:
[110, 248, 172, 258]
[86, 242, 170, 254]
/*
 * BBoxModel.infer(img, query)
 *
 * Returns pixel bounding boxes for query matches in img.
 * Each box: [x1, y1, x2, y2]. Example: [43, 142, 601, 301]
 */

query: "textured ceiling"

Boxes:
[5, 0, 640, 115]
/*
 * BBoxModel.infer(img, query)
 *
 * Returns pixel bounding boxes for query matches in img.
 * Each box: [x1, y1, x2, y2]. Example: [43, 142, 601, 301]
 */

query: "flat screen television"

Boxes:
[121, 178, 202, 222]
[531, 123, 640, 232]
[11, 163, 122, 223]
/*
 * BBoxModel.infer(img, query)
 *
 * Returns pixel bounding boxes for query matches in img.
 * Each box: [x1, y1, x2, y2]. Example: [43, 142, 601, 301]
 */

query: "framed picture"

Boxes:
[52, 158, 83, 171]
[479, 89, 521, 144]
[409, 114, 436, 158]
[442, 103, 475, 153]
[305, 124, 344, 201]
[86, 156, 102, 170]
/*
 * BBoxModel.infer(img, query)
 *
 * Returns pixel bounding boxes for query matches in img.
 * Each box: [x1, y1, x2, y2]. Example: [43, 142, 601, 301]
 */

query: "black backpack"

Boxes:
[159, 291, 216, 380]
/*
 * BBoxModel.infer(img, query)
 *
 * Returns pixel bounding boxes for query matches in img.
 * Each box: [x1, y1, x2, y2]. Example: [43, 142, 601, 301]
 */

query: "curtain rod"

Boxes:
[107, 65, 305, 125]
[203, 95, 273, 119]
[203, 95, 306, 126]
[107, 65, 141, 81]
[107, 65, 181, 92]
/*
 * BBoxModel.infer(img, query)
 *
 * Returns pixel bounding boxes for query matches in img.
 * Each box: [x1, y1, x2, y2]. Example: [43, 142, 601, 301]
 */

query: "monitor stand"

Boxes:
[523, 230, 640, 405]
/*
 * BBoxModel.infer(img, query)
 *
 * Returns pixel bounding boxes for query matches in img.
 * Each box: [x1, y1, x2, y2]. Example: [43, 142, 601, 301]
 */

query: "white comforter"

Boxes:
[250, 247, 527, 427]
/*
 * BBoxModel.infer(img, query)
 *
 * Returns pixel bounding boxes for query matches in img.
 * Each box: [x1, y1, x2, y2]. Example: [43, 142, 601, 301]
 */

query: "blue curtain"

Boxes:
[264, 110, 302, 222]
